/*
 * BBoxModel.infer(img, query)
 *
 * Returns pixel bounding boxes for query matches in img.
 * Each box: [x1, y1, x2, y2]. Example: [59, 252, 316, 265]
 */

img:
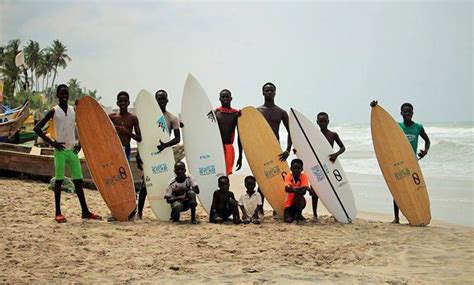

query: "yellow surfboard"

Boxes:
[238, 107, 289, 217]
[76, 96, 136, 222]
[371, 104, 430, 225]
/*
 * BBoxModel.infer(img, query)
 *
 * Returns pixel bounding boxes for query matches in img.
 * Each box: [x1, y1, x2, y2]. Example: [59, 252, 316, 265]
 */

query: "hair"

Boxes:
[117, 91, 130, 100]
[155, 89, 168, 98]
[218, 175, 230, 183]
[219, 89, 231, 96]
[174, 161, 186, 168]
[262, 82, 276, 91]
[291, 158, 304, 168]
[244, 175, 256, 183]
[317, 112, 329, 120]
[401, 103, 413, 111]
[56, 84, 68, 94]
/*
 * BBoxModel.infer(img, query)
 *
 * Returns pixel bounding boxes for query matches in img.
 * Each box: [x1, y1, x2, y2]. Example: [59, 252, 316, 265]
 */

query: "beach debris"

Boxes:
[243, 267, 259, 273]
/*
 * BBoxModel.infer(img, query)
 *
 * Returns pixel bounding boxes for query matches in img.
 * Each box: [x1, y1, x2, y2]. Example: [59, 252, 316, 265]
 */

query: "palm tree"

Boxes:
[49, 40, 71, 90]
[24, 40, 41, 91]
[0, 40, 22, 102]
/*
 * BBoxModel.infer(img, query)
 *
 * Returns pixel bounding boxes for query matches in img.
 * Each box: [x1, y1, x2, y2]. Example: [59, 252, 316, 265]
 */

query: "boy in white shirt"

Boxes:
[238, 176, 263, 224]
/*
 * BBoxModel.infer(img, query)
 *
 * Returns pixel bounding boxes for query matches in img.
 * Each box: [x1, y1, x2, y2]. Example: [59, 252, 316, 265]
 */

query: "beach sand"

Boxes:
[1, 176, 473, 284]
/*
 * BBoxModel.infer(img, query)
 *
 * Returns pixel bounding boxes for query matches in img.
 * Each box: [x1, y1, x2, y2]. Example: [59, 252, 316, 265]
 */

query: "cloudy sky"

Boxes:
[1, 0, 472, 123]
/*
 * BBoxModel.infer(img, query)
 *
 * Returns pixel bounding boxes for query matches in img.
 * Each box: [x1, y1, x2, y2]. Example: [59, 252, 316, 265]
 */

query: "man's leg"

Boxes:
[294, 195, 306, 224]
[137, 182, 147, 219]
[284, 206, 296, 223]
[228, 198, 241, 224]
[392, 200, 400, 224]
[186, 190, 198, 223]
[171, 201, 184, 222]
[53, 149, 66, 222]
[312, 193, 318, 218]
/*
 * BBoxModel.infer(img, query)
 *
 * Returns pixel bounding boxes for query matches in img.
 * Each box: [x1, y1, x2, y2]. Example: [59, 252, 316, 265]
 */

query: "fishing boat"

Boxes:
[0, 100, 30, 139]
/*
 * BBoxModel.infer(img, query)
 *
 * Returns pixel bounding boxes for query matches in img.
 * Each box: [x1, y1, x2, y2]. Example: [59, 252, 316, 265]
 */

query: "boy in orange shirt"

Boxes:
[284, 158, 310, 224]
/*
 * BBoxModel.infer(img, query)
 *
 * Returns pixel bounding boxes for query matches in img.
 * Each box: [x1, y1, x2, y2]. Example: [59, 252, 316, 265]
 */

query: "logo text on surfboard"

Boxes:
[199, 165, 216, 176]
[206, 110, 216, 123]
[152, 163, 168, 174]
[264, 166, 281, 178]
[156, 116, 168, 133]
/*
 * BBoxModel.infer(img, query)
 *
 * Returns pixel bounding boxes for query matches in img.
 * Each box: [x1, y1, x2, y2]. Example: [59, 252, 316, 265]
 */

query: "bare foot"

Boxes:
[391, 218, 400, 224]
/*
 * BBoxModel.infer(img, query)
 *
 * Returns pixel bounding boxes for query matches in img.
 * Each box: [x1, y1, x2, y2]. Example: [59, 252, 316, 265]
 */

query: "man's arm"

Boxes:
[418, 127, 430, 159]
[329, 133, 346, 162]
[158, 128, 180, 152]
[132, 116, 142, 142]
[33, 109, 65, 150]
[210, 191, 218, 221]
[278, 110, 292, 161]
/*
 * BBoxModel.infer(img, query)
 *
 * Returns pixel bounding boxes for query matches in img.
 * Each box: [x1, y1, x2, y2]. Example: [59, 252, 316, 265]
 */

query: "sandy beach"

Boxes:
[1, 176, 473, 284]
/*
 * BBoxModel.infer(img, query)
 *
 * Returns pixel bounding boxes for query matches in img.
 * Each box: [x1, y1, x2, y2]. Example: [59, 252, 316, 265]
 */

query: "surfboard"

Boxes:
[370, 104, 431, 226]
[238, 106, 289, 217]
[76, 96, 136, 222]
[289, 108, 357, 223]
[181, 74, 226, 214]
[134, 89, 175, 221]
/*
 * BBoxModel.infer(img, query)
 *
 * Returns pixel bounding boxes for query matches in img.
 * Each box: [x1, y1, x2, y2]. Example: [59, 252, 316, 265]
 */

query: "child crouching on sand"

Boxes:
[238, 176, 263, 224]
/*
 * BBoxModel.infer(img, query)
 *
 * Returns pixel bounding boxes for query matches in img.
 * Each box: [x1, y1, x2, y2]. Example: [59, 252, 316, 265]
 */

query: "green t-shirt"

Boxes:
[398, 121, 423, 153]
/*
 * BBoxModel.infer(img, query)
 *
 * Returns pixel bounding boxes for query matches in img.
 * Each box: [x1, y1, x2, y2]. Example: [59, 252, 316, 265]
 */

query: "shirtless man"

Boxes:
[108, 91, 142, 161]
[256, 82, 292, 214]
[215, 89, 242, 175]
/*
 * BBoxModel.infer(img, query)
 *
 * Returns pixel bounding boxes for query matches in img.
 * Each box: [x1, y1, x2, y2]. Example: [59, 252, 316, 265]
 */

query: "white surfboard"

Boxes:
[289, 108, 357, 223]
[134, 89, 175, 220]
[181, 74, 226, 214]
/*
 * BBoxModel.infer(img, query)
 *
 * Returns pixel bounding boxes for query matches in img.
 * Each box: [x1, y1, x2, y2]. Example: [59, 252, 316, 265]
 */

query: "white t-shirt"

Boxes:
[51, 105, 77, 149]
[238, 191, 263, 218]
[164, 174, 197, 199]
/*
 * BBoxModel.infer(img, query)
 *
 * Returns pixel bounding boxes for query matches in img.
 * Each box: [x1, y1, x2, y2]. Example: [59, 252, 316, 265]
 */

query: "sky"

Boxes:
[1, 0, 472, 123]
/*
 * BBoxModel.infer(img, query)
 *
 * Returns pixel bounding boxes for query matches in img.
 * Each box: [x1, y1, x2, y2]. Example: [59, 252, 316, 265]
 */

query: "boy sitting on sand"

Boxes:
[164, 161, 200, 224]
[238, 175, 263, 224]
[284, 158, 310, 225]
[210, 176, 241, 224]
[33, 84, 102, 223]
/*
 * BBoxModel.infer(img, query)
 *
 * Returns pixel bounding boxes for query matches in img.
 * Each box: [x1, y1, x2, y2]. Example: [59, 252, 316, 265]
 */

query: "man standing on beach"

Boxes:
[215, 89, 242, 175]
[136, 89, 182, 219]
[370, 100, 431, 224]
[311, 111, 346, 219]
[256, 82, 292, 214]
[34, 84, 102, 223]
[109, 91, 142, 161]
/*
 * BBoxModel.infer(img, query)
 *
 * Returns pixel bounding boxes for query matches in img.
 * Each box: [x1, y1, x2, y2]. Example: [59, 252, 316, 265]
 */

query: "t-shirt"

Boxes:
[238, 191, 263, 217]
[164, 174, 197, 199]
[284, 172, 309, 208]
[398, 122, 423, 153]
[49, 105, 77, 149]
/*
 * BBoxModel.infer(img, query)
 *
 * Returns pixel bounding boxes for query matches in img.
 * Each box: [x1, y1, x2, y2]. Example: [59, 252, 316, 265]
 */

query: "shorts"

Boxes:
[54, 149, 83, 180]
[224, 144, 235, 175]
[123, 144, 131, 162]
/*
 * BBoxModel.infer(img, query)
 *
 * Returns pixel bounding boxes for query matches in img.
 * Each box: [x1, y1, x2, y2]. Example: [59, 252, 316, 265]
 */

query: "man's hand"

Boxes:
[235, 157, 242, 171]
[418, 149, 428, 159]
[157, 140, 167, 152]
[370, 100, 378, 107]
[52, 141, 65, 151]
[329, 153, 338, 163]
[278, 150, 290, 161]
[73, 143, 82, 154]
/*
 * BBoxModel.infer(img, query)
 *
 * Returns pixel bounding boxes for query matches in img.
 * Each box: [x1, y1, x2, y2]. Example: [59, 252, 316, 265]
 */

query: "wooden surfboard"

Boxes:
[134, 89, 175, 221]
[289, 108, 357, 223]
[238, 106, 289, 217]
[370, 104, 430, 225]
[76, 96, 136, 222]
[181, 74, 226, 214]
